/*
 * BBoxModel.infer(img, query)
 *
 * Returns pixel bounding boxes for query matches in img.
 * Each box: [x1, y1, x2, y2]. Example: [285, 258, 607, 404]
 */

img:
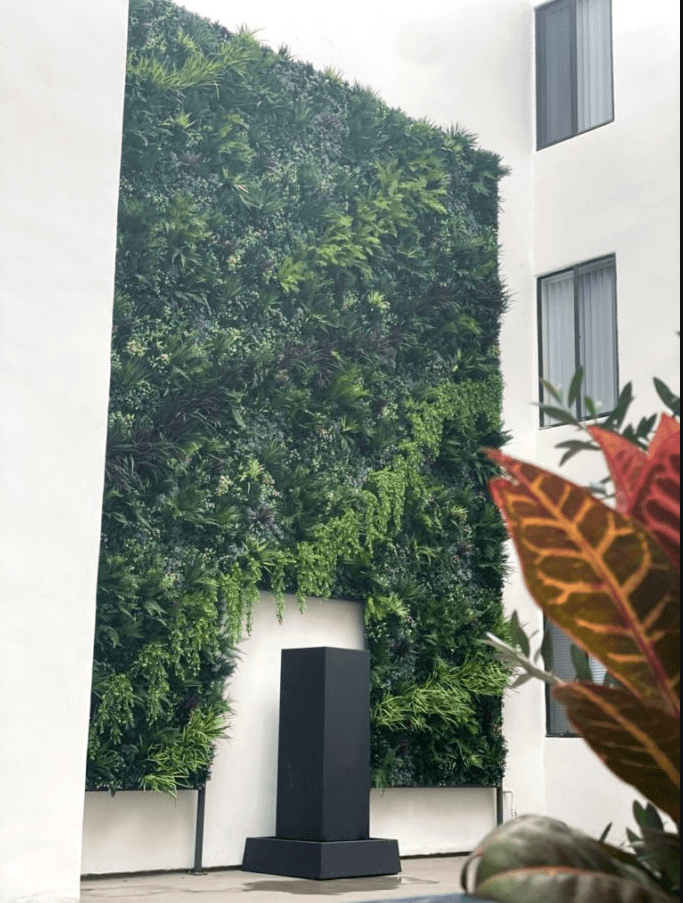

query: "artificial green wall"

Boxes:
[88, 0, 510, 794]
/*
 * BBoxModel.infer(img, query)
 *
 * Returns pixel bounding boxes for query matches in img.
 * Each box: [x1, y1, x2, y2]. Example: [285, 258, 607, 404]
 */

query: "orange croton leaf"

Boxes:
[589, 415, 680, 573]
[485, 449, 680, 718]
[554, 682, 680, 824]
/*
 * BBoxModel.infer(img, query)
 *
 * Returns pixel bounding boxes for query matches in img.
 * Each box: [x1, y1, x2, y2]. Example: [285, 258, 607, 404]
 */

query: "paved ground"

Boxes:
[81, 855, 471, 902]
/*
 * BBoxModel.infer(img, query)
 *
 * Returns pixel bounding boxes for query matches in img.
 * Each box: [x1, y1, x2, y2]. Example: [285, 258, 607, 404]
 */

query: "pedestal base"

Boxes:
[242, 836, 401, 880]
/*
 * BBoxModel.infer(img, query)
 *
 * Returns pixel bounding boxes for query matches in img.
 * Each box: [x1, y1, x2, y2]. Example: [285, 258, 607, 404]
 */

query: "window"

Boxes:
[536, 0, 614, 149]
[538, 255, 618, 427]
[546, 622, 607, 735]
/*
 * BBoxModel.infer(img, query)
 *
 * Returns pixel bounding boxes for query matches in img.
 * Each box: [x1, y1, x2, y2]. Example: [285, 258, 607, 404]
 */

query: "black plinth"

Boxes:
[242, 647, 400, 879]
[243, 836, 401, 880]
[277, 646, 371, 841]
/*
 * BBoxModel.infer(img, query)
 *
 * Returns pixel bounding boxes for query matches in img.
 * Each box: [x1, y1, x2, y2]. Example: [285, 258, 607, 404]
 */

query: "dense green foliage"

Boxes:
[88, 0, 510, 794]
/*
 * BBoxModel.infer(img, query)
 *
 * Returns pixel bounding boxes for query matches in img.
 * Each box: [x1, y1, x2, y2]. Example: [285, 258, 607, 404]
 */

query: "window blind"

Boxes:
[578, 259, 617, 415]
[547, 621, 608, 735]
[576, 0, 614, 132]
[541, 270, 576, 425]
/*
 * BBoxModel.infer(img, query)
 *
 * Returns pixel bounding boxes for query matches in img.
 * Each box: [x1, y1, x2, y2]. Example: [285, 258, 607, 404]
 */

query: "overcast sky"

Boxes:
[170, 0, 443, 96]
[168, 0, 478, 132]
[174, 0, 370, 62]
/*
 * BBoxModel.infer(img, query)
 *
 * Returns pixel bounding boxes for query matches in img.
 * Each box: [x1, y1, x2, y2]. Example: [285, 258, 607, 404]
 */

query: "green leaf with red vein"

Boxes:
[485, 449, 680, 717]
[477, 868, 672, 903]
[462, 814, 670, 902]
[553, 682, 680, 823]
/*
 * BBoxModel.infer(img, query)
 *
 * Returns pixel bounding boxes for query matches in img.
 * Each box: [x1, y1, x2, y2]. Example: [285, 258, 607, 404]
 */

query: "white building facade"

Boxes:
[0, 0, 679, 898]
[0, 3, 129, 901]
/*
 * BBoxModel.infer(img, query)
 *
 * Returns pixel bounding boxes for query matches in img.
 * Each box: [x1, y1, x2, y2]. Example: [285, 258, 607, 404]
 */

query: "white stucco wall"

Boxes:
[0, 3, 129, 901]
[544, 741, 651, 842]
[533, 0, 680, 838]
[533, 1, 680, 419]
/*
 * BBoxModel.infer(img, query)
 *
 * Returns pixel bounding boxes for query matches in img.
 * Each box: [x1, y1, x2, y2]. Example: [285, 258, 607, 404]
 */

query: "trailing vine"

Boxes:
[88, 0, 510, 794]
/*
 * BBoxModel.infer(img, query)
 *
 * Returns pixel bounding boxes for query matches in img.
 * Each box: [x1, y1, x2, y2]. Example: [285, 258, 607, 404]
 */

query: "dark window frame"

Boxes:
[546, 678, 579, 738]
[536, 0, 615, 150]
[537, 254, 619, 428]
[546, 684, 576, 738]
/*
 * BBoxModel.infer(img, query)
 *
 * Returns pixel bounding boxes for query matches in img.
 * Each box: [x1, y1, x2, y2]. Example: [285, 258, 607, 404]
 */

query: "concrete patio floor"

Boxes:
[81, 854, 472, 902]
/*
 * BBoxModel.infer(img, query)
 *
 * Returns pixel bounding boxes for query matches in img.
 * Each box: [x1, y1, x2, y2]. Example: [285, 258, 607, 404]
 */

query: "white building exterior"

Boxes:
[0, 3, 129, 901]
[0, 0, 678, 897]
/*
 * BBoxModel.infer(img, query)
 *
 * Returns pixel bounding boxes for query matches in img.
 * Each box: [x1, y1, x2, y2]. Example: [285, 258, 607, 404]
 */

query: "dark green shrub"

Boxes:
[88, 0, 509, 793]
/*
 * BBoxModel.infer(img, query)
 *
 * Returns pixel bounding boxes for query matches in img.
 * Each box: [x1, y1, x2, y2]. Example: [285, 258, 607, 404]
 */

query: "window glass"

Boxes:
[537, 0, 574, 147]
[538, 256, 617, 426]
[577, 259, 617, 415]
[536, 0, 613, 149]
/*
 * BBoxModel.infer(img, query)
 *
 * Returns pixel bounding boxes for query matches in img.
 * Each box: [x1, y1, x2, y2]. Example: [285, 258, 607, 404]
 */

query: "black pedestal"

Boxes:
[243, 836, 401, 880]
[242, 647, 400, 879]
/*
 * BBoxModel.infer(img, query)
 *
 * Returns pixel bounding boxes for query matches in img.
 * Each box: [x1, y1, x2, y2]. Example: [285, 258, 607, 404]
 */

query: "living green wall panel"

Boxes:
[89, 0, 510, 793]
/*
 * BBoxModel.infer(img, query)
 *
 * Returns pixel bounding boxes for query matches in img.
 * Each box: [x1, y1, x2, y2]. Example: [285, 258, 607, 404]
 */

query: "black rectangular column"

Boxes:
[242, 646, 400, 879]
[277, 646, 370, 841]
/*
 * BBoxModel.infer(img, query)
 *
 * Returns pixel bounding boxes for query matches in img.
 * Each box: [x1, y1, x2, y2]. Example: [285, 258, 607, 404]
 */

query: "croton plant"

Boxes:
[462, 414, 680, 903]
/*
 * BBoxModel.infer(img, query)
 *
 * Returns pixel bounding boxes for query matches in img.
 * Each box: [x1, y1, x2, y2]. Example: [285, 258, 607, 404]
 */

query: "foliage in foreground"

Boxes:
[463, 405, 680, 901]
[88, 0, 510, 793]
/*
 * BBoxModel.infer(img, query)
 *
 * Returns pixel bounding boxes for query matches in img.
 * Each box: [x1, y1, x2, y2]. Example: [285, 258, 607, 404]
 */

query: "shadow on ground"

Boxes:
[242, 875, 438, 895]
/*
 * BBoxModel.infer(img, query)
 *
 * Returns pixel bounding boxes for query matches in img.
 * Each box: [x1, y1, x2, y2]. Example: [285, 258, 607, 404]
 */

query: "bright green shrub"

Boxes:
[88, 0, 509, 793]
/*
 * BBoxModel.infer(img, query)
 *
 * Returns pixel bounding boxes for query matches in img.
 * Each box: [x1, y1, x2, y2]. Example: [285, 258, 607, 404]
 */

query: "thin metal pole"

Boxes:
[189, 785, 208, 875]
[496, 785, 504, 826]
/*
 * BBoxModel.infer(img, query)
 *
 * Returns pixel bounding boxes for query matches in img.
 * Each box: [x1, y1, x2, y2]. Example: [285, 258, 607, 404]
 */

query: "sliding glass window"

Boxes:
[536, 0, 614, 149]
[538, 255, 618, 426]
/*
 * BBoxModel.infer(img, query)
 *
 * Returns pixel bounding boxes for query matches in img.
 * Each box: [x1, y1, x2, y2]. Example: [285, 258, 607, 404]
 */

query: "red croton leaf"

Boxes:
[553, 682, 680, 824]
[485, 449, 680, 718]
[590, 415, 680, 573]
[585, 428, 647, 512]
